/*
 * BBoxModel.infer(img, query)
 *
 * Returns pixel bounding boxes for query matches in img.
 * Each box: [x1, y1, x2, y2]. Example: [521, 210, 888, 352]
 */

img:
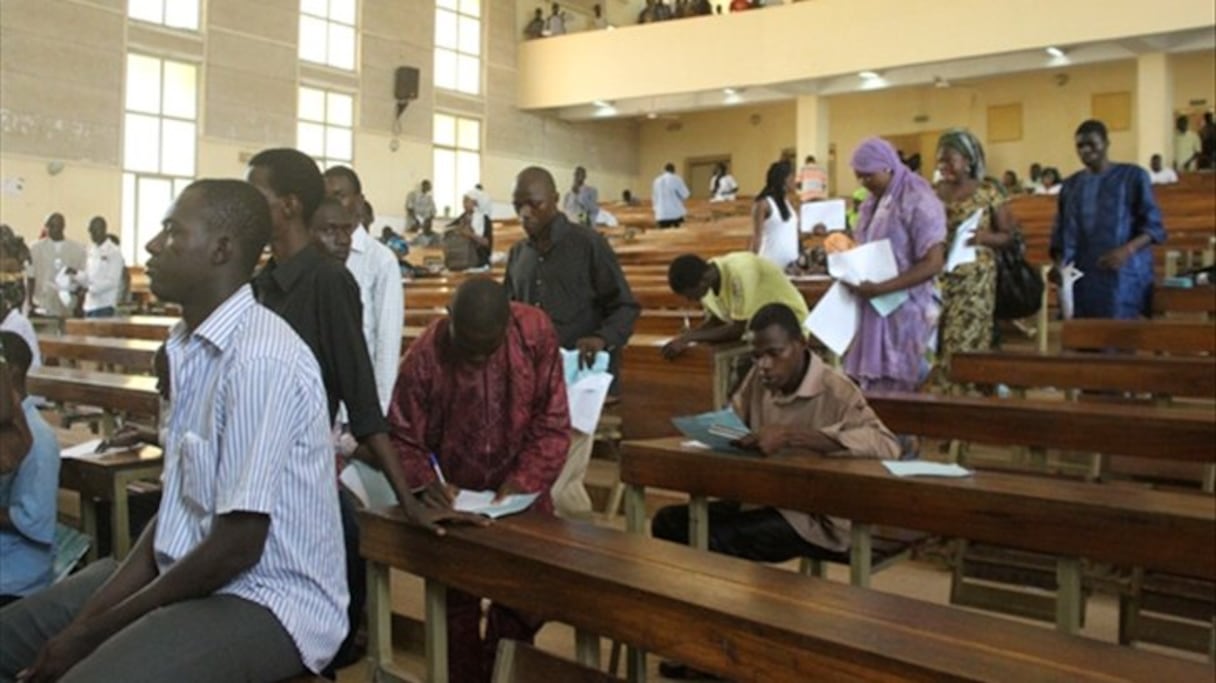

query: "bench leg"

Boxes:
[1202, 464, 1215, 494]
[1055, 557, 1083, 634]
[688, 496, 709, 552]
[849, 523, 872, 588]
[366, 560, 395, 679]
[110, 475, 132, 560]
[626, 646, 647, 683]
[425, 579, 449, 683]
[79, 495, 99, 563]
[574, 629, 600, 669]
[624, 485, 646, 535]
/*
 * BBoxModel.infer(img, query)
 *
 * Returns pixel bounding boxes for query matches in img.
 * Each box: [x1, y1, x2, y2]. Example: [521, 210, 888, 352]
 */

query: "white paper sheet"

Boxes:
[1059, 263, 1084, 320]
[945, 209, 983, 273]
[568, 372, 613, 434]
[827, 239, 908, 318]
[882, 461, 973, 478]
[61, 439, 129, 460]
[799, 198, 847, 233]
[453, 490, 541, 519]
[804, 281, 860, 356]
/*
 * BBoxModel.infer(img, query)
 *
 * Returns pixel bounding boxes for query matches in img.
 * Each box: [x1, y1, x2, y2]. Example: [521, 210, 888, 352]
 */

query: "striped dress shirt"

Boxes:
[154, 285, 348, 673]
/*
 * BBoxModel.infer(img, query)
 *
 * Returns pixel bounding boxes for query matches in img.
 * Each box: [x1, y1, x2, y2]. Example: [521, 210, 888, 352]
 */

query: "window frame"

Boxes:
[297, 84, 356, 171]
[433, 0, 482, 96]
[299, 0, 359, 72]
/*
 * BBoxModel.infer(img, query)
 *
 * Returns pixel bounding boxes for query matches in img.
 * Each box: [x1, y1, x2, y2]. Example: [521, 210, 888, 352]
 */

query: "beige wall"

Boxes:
[517, 0, 1216, 108]
[1172, 50, 1216, 112]
[637, 102, 795, 197]
[0, 0, 636, 247]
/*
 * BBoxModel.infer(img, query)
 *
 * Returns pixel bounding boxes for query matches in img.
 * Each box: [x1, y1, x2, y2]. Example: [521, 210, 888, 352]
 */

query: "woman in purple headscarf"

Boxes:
[843, 137, 947, 392]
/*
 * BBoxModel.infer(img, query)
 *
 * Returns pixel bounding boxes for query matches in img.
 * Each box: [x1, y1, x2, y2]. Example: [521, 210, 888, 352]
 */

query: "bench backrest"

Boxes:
[1060, 319, 1215, 355]
[949, 351, 1216, 398]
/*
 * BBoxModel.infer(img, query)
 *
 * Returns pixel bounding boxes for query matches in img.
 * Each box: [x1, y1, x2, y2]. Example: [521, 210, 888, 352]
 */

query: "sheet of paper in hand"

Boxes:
[671, 408, 753, 454]
[453, 490, 541, 519]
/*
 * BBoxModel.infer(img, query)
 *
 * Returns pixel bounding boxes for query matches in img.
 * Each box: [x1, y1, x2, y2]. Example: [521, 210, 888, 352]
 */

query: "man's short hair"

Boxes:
[0, 331, 33, 379]
[747, 303, 804, 342]
[248, 148, 326, 223]
[451, 278, 510, 334]
[323, 165, 363, 195]
[664, 162, 676, 173]
[667, 254, 708, 292]
[187, 179, 273, 272]
[1075, 119, 1108, 142]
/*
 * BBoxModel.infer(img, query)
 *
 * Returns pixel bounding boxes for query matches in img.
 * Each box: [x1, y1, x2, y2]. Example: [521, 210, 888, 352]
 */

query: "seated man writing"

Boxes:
[0, 180, 348, 682]
[653, 302, 899, 561]
[388, 278, 570, 683]
[662, 251, 809, 360]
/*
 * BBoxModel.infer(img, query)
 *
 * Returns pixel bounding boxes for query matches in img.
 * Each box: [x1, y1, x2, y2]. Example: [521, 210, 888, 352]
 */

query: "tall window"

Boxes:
[128, 0, 200, 31]
[121, 53, 198, 266]
[298, 86, 354, 170]
[434, 0, 480, 95]
[432, 113, 480, 218]
[299, 0, 356, 70]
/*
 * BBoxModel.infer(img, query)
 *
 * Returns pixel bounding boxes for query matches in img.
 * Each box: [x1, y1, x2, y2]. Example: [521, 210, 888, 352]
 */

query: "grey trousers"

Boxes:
[0, 559, 307, 683]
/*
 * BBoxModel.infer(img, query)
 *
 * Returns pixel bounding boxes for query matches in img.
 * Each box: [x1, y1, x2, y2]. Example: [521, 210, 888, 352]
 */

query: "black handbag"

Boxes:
[993, 230, 1043, 320]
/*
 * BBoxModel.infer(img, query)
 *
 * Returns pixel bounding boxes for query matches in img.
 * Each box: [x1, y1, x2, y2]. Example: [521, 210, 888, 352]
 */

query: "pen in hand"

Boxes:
[428, 453, 447, 486]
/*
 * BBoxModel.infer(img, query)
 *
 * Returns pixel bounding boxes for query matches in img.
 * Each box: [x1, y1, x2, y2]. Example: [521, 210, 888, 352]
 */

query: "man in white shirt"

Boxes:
[544, 2, 566, 35]
[652, 163, 690, 229]
[323, 166, 404, 415]
[26, 213, 86, 318]
[0, 179, 348, 681]
[69, 217, 125, 318]
[1173, 115, 1201, 171]
[1148, 154, 1179, 185]
[562, 167, 599, 227]
[405, 180, 437, 239]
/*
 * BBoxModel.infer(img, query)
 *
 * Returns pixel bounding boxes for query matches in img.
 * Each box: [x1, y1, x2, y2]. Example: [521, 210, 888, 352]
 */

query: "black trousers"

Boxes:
[329, 488, 365, 671]
[651, 501, 847, 563]
[657, 218, 684, 229]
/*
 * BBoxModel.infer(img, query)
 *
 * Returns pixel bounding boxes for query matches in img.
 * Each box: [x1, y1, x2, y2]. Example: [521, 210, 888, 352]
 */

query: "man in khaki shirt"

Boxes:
[652, 302, 899, 560]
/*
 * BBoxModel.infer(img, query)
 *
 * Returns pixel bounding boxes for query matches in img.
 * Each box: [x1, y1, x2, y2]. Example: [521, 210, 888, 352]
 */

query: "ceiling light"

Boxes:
[859, 71, 880, 81]
[592, 99, 612, 109]
[1046, 46, 1065, 58]
[723, 88, 737, 96]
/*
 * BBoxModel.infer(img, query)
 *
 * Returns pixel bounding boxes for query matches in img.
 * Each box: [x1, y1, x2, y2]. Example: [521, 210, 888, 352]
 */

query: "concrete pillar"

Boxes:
[795, 94, 831, 188]
[1136, 53, 1173, 168]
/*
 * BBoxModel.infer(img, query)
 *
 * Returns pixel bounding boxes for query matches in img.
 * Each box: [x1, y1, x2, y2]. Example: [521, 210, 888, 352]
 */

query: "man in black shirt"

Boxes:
[504, 166, 639, 518]
[246, 148, 479, 667]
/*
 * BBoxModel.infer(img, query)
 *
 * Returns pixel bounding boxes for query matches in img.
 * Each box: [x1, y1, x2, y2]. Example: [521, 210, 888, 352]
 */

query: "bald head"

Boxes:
[449, 278, 510, 364]
[513, 166, 559, 240]
[517, 166, 557, 195]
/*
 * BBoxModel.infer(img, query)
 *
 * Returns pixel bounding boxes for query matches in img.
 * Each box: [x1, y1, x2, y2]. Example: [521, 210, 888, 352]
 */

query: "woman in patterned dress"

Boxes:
[932, 129, 1013, 390]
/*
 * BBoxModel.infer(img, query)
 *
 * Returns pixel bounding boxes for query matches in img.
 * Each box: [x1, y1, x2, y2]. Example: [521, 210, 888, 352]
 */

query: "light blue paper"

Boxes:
[869, 290, 908, 317]
[560, 348, 610, 385]
[671, 408, 752, 454]
[881, 461, 973, 478]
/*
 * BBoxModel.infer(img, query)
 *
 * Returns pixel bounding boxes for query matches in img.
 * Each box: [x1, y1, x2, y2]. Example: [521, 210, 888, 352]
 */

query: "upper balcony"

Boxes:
[516, 0, 1216, 120]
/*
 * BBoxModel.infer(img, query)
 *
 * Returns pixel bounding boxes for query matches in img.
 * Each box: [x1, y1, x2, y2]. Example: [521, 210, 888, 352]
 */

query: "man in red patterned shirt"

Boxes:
[388, 277, 570, 683]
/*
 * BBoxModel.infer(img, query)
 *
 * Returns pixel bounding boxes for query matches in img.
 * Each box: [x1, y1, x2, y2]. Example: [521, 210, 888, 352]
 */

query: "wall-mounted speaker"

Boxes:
[395, 67, 419, 102]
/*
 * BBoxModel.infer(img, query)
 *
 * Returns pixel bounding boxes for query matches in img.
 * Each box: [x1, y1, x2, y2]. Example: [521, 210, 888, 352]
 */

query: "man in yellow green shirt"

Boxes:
[662, 251, 809, 359]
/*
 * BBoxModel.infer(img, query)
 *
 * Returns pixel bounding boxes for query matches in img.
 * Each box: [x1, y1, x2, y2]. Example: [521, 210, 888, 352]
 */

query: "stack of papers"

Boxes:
[881, 461, 973, 478]
[61, 439, 130, 460]
[452, 490, 540, 519]
[560, 349, 613, 435]
[799, 198, 847, 234]
[945, 209, 982, 273]
[671, 408, 752, 454]
[804, 238, 908, 356]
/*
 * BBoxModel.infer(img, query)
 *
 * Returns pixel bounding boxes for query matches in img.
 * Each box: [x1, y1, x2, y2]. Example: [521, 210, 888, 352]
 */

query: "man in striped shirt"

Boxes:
[0, 180, 348, 681]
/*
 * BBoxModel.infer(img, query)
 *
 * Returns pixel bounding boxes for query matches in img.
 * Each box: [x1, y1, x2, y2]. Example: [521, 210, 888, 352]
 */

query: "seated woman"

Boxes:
[708, 162, 739, 202]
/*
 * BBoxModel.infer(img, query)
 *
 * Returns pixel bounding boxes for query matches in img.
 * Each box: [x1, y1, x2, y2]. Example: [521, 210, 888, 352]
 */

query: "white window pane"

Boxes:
[436, 0, 458, 10]
[164, 0, 199, 30]
[137, 177, 174, 266]
[325, 126, 352, 162]
[456, 54, 479, 95]
[456, 117, 479, 151]
[299, 15, 328, 63]
[122, 173, 137, 265]
[299, 87, 325, 122]
[298, 122, 326, 157]
[160, 120, 196, 177]
[433, 49, 457, 91]
[456, 151, 480, 199]
[459, 0, 480, 18]
[161, 61, 196, 119]
[126, 54, 162, 114]
[172, 177, 192, 198]
[124, 113, 161, 172]
[128, 0, 163, 24]
[433, 114, 456, 147]
[327, 23, 355, 70]
[457, 16, 480, 56]
[433, 148, 456, 219]
[326, 92, 353, 126]
[301, 0, 327, 18]
[329, 0, 355, 25]
[435, 9, 457, 50]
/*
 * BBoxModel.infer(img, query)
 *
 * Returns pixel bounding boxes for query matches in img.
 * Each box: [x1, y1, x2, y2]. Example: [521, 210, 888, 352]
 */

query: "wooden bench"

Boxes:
[39, 334, 161, 371]
[27, 367, 160, 425]
[620, 437, 1216, 636]
[1153, 286, 1216, 318]
[359, 508, 1210, 683]
[950, 351, 1216, 399]
[492, 640, 618, 683]
[63, 316, 175, 341]
[59, 445, 162, 561]
[1060, 319, 1216, 356]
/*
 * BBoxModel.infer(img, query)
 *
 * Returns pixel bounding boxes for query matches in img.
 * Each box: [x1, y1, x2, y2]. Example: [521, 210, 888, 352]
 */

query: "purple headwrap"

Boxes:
[849, 137, 932, 242]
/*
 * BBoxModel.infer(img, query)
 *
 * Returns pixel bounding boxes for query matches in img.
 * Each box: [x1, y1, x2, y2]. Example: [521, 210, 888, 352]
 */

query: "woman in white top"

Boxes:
[709, 162, 739, 202]
[750, 160, 800, 269]
[1035, 167, 1062, 195]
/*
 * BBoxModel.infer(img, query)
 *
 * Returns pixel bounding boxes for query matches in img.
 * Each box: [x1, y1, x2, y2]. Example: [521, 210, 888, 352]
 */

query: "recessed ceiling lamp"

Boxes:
[592, 99, 612, 109]
[859, 70, 881, 81]
[723, 88, 737, 96]
[1046, 46, 1066, 58]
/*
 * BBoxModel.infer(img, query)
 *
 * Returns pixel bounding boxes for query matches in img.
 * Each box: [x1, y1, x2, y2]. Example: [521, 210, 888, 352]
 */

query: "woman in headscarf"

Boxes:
[933, 129, 1013, 389]
[844, 137, 946, 392]
[750, 160, 799, 269]
[709, 161, 738, 202]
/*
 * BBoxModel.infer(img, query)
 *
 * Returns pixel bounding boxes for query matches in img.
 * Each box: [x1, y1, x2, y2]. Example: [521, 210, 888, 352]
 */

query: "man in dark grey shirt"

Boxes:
[504, 166, 639, 517]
